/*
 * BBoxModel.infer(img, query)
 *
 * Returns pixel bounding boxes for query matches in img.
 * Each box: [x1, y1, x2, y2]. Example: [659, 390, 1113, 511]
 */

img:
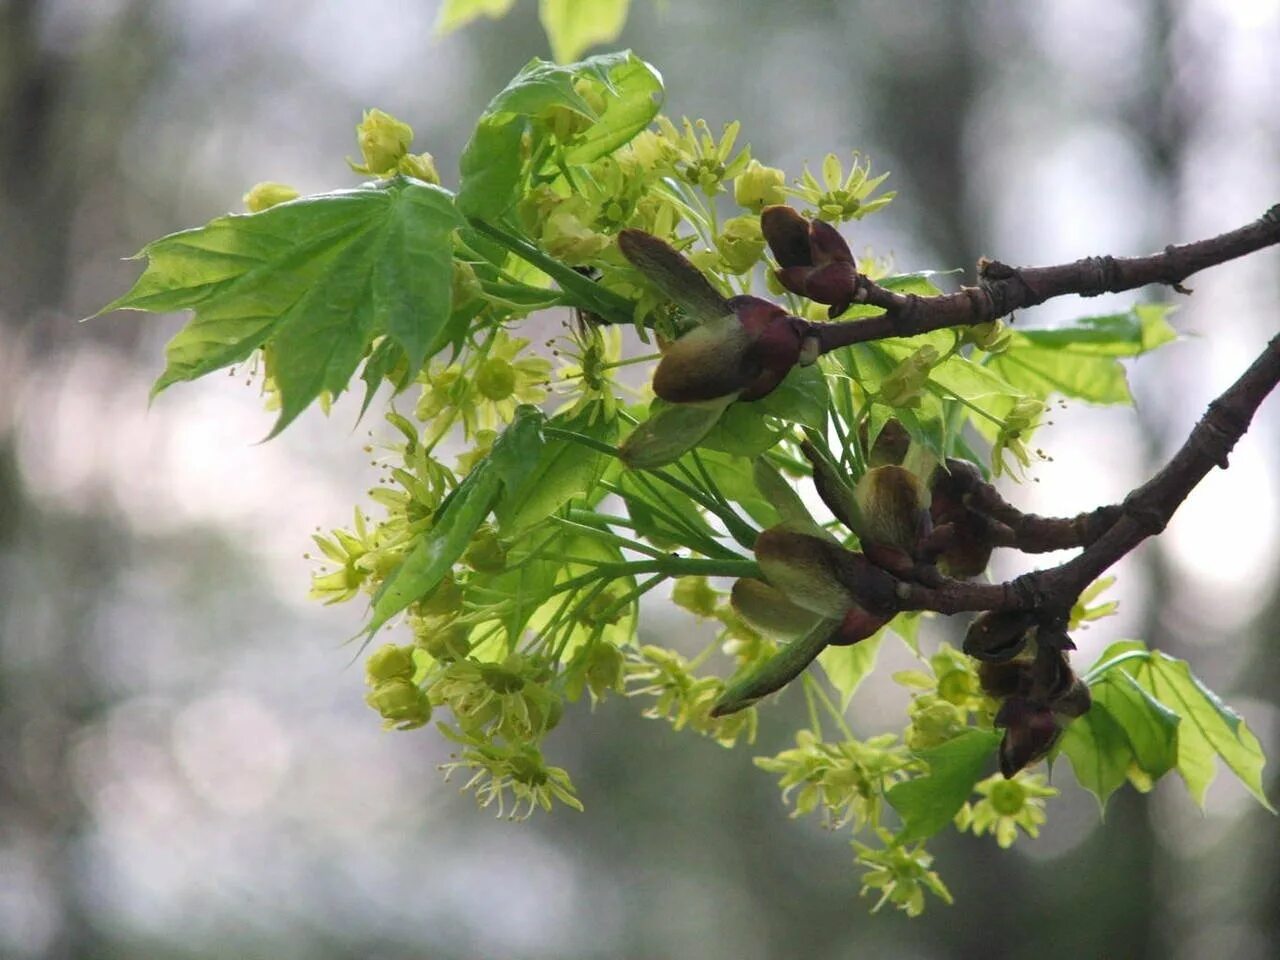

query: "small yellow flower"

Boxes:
[790, 152, 895, 223]
[552, 323, 625, 422]
[473, 331, 553, 427]
[349, 108, 414, 176]
[625, 645, 757, 748]
[397, 151, 440, 184]
[957, 772, 1057, 848]
[879, 346, 938, 408]
[365, 678, 432, 730]
[992, 397, 1047, 478]
[715, 215, 766, 274]
[734, 159, 787, 211]
[854, 831, 953, 917]
[243, 182, 299, 212]
[437, 727, 584, 819]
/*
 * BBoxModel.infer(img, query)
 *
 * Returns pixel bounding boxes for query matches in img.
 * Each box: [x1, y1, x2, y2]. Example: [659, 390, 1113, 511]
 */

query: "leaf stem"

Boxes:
[466, 218, 635, 324]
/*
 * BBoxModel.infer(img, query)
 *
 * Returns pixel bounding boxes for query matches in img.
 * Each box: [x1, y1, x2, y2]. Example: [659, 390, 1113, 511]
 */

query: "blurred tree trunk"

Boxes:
[0, 1, 166, 955]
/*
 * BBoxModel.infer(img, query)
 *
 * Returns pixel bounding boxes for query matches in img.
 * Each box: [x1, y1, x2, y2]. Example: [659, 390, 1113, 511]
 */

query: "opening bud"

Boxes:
[761, 205, 859, 317]
[730, 578, 822, 639]
[753, 527, 897, 618]
[651, 296, 807, 403]
[853, 465, 931, 557]
[618, 228, 810, 404]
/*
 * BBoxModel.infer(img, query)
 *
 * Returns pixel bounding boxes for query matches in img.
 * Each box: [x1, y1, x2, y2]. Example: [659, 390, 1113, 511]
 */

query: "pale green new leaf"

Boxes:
[435, 0, 518, 35]
[755, 363, 829, 431]
[1059, 700, 1134, 811]
[887, 728, 1001, 843]
[1083, 639, 1273, 810]
[457, 52, 662, 218]
[818, 631, 885, 708]
[100, 179, 462, 437]
[496, 403, 619, 536]
[1090, 670, 1180, 780]
[986, 305, 1178, 405]
[539, 0, 631, 64]
[367, 407, 545, 634]
[699, 402, 782, 456]
[694, 449, 780, 529]
[619, 394, 734, 468]
[1125, 649, 1272, 810]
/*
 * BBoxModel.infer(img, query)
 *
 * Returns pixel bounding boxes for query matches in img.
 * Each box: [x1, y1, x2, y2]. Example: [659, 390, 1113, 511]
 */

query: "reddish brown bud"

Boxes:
[831, 604, 891, 646]
[760, 205, 812, 268]
[928, 460, 997, 579]
[995, 698, 1062, 777]
[963, 609, 1036, 662]
[761, 204, 859, 316]
[807, 218, 855, 266]
[977, 659, 1028, 701]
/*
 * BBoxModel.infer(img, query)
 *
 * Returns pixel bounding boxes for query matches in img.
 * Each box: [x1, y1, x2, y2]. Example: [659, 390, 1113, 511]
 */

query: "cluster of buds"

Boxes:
[762, 205, 860, 318]
[965, 612, 1091, 776]
[364, 644, 432, 730]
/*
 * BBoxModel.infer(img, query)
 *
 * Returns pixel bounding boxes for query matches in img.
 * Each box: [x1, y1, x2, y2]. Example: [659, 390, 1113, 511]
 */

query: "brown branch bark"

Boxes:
[939, 459, 1122, 554]
[890, 332, 1280, 618]
[812, 204, 1280, 351]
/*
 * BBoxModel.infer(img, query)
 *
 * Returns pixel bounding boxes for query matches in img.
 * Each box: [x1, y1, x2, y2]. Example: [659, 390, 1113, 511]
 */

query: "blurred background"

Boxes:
[1, 0, 1278, 957]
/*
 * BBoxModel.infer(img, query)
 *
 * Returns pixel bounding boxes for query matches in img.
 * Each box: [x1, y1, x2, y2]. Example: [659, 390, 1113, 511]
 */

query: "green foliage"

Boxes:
[101, 179, 462, 437]
[887, 728, 1002, 843]
[986, 305, 1178, 405]
[437, 0, 632, 65]
[539, 0, 632, 63]
[94, 47, 1272, 919]
[1067, 640, 1273, 811]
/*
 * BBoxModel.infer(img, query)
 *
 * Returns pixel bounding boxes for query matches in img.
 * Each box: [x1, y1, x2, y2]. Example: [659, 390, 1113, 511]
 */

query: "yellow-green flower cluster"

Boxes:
[879, 345, 939, 409]
[348, 108, 440, 183]
[992, 397, 1047, 478]
[438, 726, 583, 819]
[894, 644, 994, 750]
[754, 730, 912, 831]
[625, 645, 757, 748]
[364, 643, 432, 730]
[551, 325, 626, 422]
[429, 652, 562, 742]
[242, 182, 299, 212]
[652, 116, 751, 196]
[854, 830, 954, 917]
[415, 330, 552, 440]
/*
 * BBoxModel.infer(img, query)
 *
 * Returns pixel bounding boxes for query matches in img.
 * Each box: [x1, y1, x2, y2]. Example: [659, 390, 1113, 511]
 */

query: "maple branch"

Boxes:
[811, 204, 1280, 351]
[937, 460, 1122, 554]
[892, 331, 1280, 618]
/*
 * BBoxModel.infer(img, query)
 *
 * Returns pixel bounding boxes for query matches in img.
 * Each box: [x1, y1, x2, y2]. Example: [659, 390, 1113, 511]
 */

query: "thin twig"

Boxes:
[811, 204, 1280, 351]
[887, 332, 1280, 618]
